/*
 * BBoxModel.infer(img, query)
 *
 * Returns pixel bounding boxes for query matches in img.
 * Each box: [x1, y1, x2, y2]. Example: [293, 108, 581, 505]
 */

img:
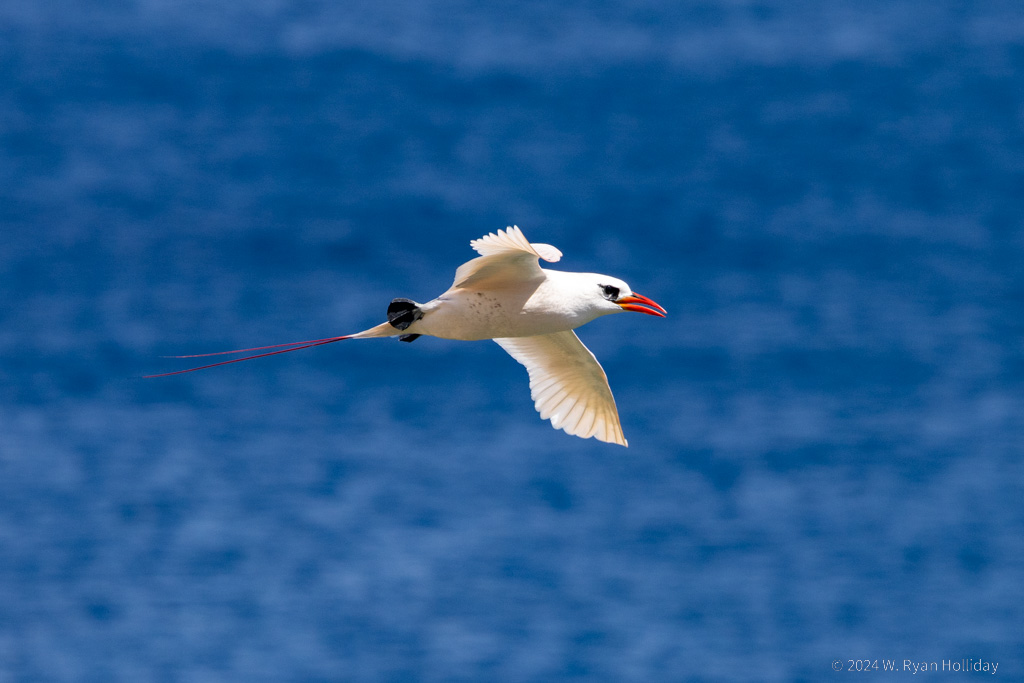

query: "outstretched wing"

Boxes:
[494, 330, 627, 446]
[452, 225, 562, 290]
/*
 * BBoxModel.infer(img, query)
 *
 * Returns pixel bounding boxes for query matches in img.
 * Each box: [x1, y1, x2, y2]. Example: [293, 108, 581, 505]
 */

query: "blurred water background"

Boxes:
[2, 1, 1023, 680]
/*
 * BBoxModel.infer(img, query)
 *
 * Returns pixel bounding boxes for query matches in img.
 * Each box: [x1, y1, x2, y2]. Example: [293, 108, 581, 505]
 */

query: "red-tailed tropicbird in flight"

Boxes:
[149, 226, 666, 446]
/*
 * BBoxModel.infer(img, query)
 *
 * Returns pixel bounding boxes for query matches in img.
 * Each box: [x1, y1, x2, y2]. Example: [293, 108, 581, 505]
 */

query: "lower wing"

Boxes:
[494, 330, 627, 446]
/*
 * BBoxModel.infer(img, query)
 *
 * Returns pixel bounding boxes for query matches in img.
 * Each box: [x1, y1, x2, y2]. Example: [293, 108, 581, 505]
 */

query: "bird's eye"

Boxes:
[601, 284, 620, 300]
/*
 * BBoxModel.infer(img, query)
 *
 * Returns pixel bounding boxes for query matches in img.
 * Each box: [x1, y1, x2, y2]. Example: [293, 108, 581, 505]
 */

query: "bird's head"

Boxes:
[585, 274, 667, 318]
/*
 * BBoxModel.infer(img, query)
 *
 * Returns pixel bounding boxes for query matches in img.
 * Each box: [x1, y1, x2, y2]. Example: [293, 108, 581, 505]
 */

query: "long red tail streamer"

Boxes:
[161, 336, 351, 358]
[145, 336, 351, 378]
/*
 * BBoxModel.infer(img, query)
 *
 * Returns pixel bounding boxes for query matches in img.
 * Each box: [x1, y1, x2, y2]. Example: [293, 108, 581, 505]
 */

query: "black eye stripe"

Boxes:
[601, 284, 620, 300]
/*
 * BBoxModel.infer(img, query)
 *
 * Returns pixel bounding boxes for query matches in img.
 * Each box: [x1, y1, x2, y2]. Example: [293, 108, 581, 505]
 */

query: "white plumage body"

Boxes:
[413, 270, 613, 341]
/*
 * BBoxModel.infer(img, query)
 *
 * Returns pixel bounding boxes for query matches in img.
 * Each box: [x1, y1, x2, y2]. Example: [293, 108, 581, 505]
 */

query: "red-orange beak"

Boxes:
[616, 292, 667, 317]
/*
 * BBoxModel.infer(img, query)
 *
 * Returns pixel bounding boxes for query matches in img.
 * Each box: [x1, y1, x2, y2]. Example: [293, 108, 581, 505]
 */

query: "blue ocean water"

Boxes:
[2, 1, 1023, 680]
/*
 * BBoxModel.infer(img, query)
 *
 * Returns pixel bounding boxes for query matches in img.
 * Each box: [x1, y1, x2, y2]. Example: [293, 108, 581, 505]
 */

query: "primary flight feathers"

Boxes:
[470, 225, 563, 262]
[149, 225, 665, 446]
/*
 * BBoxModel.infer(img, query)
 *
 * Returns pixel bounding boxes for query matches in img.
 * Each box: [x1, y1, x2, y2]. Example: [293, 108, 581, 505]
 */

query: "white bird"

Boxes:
[149, 226, 666, 446]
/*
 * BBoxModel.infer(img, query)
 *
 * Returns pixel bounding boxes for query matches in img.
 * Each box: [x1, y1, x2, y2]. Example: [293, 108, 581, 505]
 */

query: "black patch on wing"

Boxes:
[399, 334, 420, 343]
[387, 298, 423, 330]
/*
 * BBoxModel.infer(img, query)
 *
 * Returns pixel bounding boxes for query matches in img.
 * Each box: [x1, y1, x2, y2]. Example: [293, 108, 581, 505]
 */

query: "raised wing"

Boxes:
[494, 330, 627, 446]
[452, 225, 562, 290]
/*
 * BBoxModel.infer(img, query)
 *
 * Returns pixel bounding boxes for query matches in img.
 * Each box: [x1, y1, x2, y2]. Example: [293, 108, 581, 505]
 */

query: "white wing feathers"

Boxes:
[453, 225, 562, 289]
[494, 331, 628, 447]
[469, 225, 562, 262]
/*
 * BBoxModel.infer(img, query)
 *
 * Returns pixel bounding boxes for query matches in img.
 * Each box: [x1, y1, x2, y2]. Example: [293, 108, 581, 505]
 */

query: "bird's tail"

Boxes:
[347, 321, 402, 339]
[145, 298, 427, 378]
[145, 321, 403, 378]
[342, 297, 425, 340]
